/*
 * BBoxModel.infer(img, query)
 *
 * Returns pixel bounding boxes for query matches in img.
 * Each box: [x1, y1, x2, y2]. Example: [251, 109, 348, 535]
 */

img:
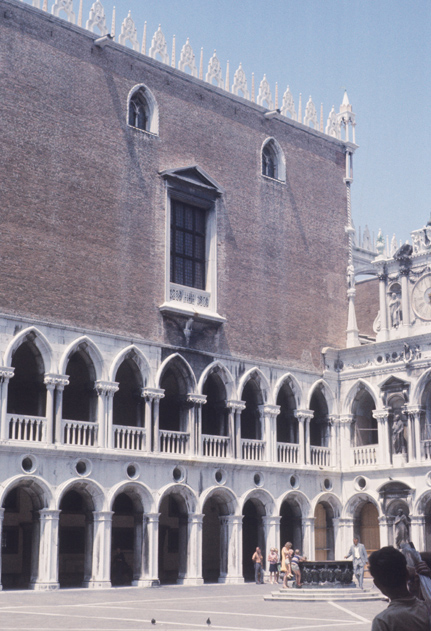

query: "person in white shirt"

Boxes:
[369, 546, 430, 631]
[345, 536, 368, 589]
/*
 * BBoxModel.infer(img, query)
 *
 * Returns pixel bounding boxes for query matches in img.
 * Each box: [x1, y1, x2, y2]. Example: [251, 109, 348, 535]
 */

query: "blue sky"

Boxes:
[74, 0, 431, 245]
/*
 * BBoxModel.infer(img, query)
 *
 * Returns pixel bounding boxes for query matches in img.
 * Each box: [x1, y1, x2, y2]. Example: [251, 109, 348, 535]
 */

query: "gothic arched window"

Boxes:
[261, 138, 286, 182]
[127, 85, 159, 135]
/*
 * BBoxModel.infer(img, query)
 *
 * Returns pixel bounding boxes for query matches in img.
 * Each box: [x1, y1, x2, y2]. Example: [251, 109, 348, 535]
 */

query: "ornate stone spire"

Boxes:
[110, 5, 116, 38]
[141, 21, 147, 54]
[338, 90, 356, 143]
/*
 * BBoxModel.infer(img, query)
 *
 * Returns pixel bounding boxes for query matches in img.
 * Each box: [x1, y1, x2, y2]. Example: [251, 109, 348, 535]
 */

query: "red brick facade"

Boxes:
[0, 0, 349, 365]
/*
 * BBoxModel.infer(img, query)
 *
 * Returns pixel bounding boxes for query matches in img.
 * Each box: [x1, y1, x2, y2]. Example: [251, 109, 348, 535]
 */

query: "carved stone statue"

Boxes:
[394, 508, 410, 548]
[392, 414, 407, 454]
[389, 292, 402, 328]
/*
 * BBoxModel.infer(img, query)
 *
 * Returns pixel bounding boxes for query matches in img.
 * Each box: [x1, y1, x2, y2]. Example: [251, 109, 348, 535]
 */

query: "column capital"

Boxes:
[188, 513, 204, 526]
[301, 517, 314, 526]
[405, 406, 423, 417]
[142, 387, 165, 401]
[372, 408, 390, 422]
[145, 513, 161, 524]
[94, 381, 119, 397]
[186, 393, 207, 406]
[226, 400, 246, 412]
[39, 508, 61, 521]
[0, 367, 14, 381]
[92, 510, 114, 523]
[44, 373, 69, 389]
[260, 404, 280, 417]
[262, 515, 281, 526]
[294, 409, 314, 422]
[338, 414, 354, 424]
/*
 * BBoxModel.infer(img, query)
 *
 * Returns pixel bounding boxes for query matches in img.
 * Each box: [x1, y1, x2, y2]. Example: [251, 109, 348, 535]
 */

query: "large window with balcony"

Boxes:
[170, 200, 206, 290]
[160, 166, 225, 322]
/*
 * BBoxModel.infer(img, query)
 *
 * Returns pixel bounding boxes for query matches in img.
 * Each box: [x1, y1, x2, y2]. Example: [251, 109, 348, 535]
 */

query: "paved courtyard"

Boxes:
[0, 581, 388, 631]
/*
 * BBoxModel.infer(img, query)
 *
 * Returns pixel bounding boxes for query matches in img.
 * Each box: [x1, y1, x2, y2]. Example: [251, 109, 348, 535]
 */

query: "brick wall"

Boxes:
[0, 0, 349, 365]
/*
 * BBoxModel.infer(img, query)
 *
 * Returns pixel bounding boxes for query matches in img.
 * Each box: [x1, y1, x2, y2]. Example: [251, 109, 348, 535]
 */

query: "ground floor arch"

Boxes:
[353, 501, 380, 557]
[280, 498, 303, 552]
[242, 498, 266, 581]
[1, 485, 41, 589]
[58, 488, 95, 588]
[158, 492, 189, 584]
[314, 502, 334, 561]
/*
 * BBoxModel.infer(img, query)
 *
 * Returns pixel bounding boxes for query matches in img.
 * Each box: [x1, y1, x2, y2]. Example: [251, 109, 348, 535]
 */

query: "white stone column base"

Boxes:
[132, 578, 160, 587]
[218, 576, 244, 584]
[30, 581, 59, 591]
[176, 577, 204, 586]
[83, 580, 112, 589]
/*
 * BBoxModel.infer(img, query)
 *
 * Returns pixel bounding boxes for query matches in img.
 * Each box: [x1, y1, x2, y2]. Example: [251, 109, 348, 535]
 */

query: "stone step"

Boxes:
[264, 588, 385, 602]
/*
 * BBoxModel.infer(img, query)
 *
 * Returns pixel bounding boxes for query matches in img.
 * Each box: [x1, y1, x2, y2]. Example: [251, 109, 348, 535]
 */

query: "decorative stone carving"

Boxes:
[281, 86, 296, 120]
[300, 561, 354, 586]
[178, 38, 197, 77]
[325, 106, 339, 138]
[118, 11, 139, 52]
[394, 508, 410, 548]
[0, 367, 14, 381]
[94, 380, 119, 396]
[392, 414, 407, 454]
[226, 400, 246, 412]
[304, 96, 318, 128]
[205, 51, 224, 89]
[141, 387, 165, 401]
[231, 63, 249, 99]
[86, 0, 107, 35]
[44, 374, 69, 388]
[256, 75, 273, 109]
[389, 291, 402, 328]
[51, 0, 76, 23]
[187, 394, 207, 406]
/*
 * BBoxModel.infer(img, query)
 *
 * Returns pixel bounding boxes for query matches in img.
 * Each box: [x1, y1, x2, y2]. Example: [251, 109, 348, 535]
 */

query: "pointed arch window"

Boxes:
[261, 138, 286, 182]
[127, 84, 159, 135]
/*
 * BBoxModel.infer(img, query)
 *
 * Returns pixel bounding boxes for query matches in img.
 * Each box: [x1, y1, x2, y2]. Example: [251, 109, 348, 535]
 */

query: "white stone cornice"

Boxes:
[227, 400, 246, 412]
[187, 393, 207, 406]
[142, 387, 165, 401]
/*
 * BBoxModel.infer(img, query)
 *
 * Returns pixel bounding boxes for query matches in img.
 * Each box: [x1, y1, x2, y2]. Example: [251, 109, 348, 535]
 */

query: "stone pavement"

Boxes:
[0, 580, 387, 631]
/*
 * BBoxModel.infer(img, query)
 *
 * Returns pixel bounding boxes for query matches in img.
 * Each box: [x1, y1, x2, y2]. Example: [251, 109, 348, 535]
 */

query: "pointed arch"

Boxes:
[413, 368, 431, 404]
[343, 379, 378, 415]
[197, 361, 235, 400]
[273, 373, 302, 409]
[109, 345, 152, 386]
[59, 336, 104, 381]
[4, 327, 53, 373]
[127, 83, 159, 135]
[156, 353, 197, 393]
[238, 368, 271, 405]
[307, 379, 335, 414]
[261, 137, 286, 182]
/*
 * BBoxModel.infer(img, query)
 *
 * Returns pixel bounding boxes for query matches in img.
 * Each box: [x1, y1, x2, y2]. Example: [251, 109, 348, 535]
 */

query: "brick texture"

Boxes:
[0, 1, 349, 366]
